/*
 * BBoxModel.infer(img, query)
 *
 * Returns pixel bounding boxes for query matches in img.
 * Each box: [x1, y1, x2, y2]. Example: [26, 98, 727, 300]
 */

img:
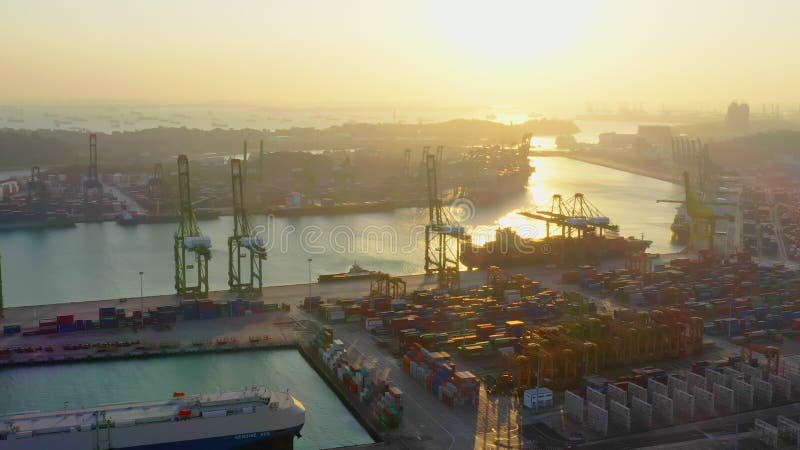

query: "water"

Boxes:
[0, 349, 374, 450]
[0, 157, 683, 307]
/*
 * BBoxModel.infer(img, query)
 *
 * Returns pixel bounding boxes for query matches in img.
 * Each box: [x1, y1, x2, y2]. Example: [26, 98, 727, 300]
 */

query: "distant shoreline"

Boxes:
[564, 152, 678, 185]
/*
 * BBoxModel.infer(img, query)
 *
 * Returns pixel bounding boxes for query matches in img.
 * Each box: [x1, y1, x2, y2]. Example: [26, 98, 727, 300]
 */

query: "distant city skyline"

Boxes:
[2, 0, 800, 113]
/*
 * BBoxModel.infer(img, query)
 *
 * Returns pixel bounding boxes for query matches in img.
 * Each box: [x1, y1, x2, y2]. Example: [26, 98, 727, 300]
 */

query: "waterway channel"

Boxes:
[0, 157, 683, 307]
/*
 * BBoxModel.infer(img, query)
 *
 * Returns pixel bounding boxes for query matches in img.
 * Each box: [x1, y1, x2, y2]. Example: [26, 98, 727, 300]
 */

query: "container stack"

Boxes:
[99, 307, 118, 329]
[317, 335, 404, 429]
[38, 318, 58, 335]
[403, 342, 480, 407]
[3, 324, 21, 336]
[57, 315, 75, 333]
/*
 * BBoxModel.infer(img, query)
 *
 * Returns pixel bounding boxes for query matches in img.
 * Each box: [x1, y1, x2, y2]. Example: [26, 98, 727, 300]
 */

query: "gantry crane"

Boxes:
[518, 194, 589, 238]
[83, 133, 103, 215]
[740, 344, 780, 375]
[147, 163, 163, 197]
[228, 158, 266, 295]
[147, 163, 164, 215]
[27, 166, 48, 214]
[174, 155, 211, 297]
[657, 171, 734, 251]
[424, 153, 465, 290]
[403, 148, 412, 177]
[567, 193, 619, 236]
[519, 133, 532, 156]
[257, 140, 265, 208]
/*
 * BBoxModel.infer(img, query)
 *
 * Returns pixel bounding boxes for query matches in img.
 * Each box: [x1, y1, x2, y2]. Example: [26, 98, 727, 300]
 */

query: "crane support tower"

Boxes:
[228, 158, 266, 295]
[424, 153, 465, 291]
[174, 155, 211, 297]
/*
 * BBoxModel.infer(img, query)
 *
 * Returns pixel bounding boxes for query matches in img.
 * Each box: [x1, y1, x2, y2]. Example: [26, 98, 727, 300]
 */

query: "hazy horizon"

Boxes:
[2, 0, 800, 114]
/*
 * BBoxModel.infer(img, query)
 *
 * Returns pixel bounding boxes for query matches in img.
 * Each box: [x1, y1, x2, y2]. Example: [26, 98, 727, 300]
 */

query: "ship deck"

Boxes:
[1, 387, 288, 436]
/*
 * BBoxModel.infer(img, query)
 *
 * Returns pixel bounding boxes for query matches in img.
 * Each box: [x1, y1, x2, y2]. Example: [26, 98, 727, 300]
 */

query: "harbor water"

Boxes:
[0, 157, 683, 307]
[0, 348, 375, 450]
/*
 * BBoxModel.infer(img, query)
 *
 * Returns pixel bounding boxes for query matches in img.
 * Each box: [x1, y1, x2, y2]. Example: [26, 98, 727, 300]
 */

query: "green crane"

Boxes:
[228, 158, 266, 295]
[424, 153, 465, 291]
[174, 155, 211, 297]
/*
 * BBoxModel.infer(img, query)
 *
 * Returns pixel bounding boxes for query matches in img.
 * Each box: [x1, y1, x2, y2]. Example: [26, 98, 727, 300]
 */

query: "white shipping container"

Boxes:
[523, 388, 553, 409]
[365, 317, 383, 331]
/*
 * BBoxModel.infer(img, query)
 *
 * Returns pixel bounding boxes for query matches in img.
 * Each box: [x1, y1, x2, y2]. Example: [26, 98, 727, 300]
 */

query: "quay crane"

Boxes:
[567, 193, 619, 237]
[227, 158, 266, 295]
[27, 166, 48, 214]
[517, 193, 617, 238]
[174, 155, 211, 297]
[657, 171, 734, 250]
[83, 133, 103, 216]
[424, 153, 465, 291]
[147, 163, 163, 215]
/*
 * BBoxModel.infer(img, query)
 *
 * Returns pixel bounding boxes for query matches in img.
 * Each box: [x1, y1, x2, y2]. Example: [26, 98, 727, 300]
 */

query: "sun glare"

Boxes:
[434, 1, 590, 60]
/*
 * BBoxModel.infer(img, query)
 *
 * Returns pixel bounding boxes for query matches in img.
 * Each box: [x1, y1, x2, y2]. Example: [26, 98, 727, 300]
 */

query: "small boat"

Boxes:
[318, 262, 376, 283]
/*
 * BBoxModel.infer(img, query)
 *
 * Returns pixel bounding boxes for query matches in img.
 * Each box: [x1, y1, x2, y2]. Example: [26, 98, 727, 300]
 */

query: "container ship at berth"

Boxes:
[318, 262, 376, 283]
[0, 387, 304, 450]
[461, 195, 651, 268]
[461, 227, 651, 268]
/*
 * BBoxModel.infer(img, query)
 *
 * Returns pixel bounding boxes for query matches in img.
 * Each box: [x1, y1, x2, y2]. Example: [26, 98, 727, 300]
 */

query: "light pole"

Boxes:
[139, 271, 144, 328]
[307, 259, 312, 298]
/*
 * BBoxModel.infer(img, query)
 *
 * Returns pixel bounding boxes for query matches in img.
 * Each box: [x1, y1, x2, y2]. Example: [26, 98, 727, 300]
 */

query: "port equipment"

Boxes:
[227, 158, 266, 294]
[656, 171, 734, 251]
[147, 163, 164, 215]
[254, 140, 265, 208]
[174, 155, 211, 297]
[533, 193, 620, 238]
[27, 166, 48, 214]
[370, 272, 407, 299]
[424, 153, 466, 290]
[740, 344, 780, 376]
[403, 148, 411, 177]
[520, 308, 704, 390]
[567, 193, 619, 236]
[83, 133, 103, 215]
[147, 163, 163, 197]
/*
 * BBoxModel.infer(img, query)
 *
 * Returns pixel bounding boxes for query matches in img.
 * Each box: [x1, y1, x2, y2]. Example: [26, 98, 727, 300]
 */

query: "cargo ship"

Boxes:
[116, 210, 220, 225]
[0, 387, 304, 450]
[318, 262, 376, 283]
[461, 227, 651, 268]
[266, 200, 394, 218]
[0, 211, 76, 231]
[670, 206, 690, 244]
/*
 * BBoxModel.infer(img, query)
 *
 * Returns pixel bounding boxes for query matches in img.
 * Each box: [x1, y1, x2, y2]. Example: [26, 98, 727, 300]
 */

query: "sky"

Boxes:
[1, 0, 799, 113]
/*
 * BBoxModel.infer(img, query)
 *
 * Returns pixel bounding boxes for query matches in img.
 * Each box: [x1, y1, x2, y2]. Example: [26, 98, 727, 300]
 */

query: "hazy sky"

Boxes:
[2, 0, 799, 112]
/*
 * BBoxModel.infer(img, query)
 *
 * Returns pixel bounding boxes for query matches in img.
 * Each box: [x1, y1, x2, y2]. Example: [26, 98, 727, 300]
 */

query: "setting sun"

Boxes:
[433, 1, 592, 60]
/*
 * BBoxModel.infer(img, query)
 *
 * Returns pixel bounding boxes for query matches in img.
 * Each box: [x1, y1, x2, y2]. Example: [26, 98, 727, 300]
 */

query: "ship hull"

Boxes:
[0, 425, 302, 450]
[0, 388, 305, 450]
[266, 202, 394, 218]
[461, 235, 650, 268]
[318, 273, 374, 283]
